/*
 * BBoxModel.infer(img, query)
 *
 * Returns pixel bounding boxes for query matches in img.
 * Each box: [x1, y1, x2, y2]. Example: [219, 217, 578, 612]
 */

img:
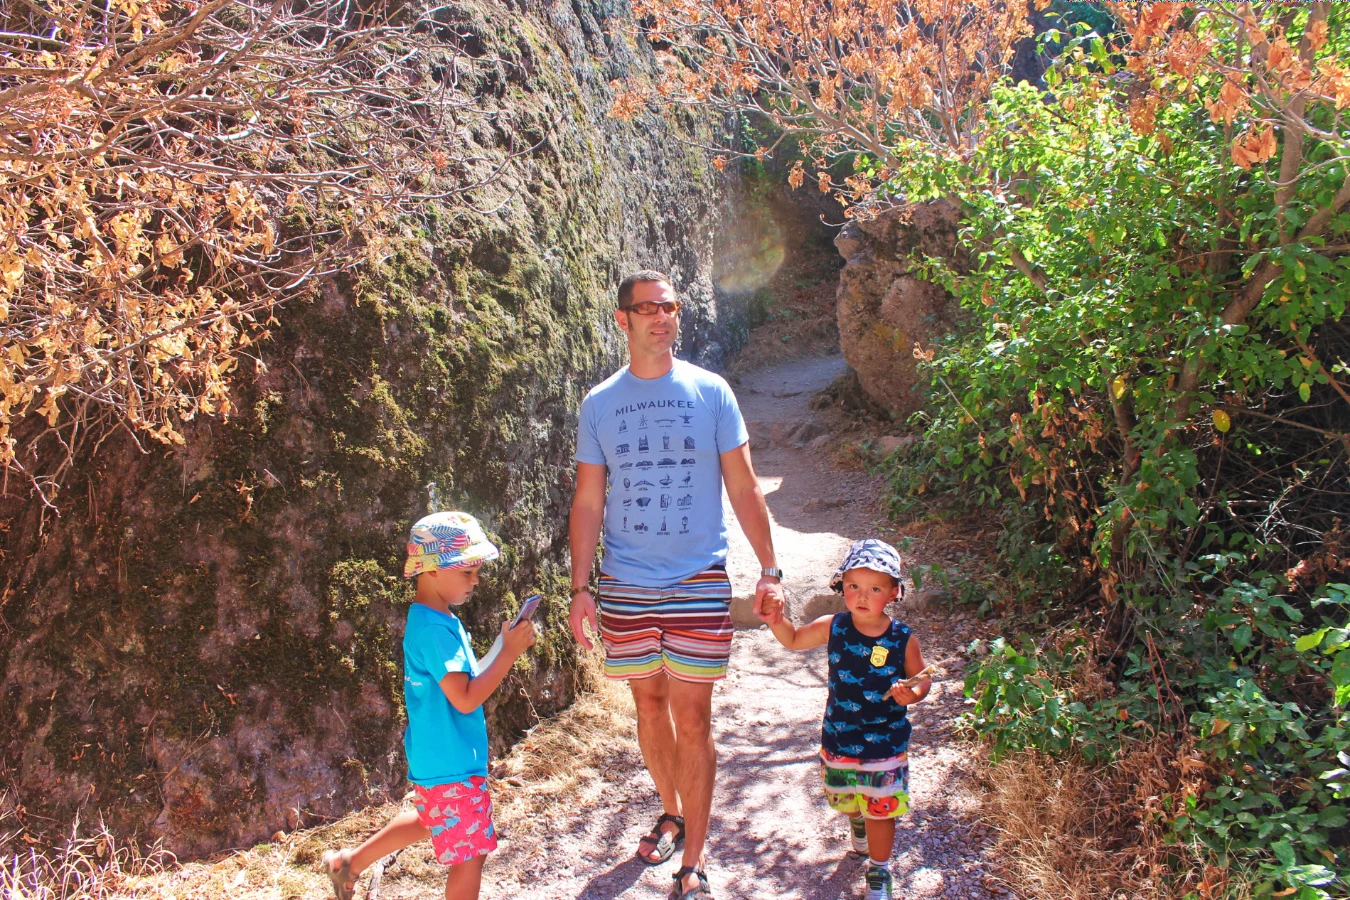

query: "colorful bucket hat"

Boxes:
[403, 511, 500, 578]
[829, 538, 906, 595]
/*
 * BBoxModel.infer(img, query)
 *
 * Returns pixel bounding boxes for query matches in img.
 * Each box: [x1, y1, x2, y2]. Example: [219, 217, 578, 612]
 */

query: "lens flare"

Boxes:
[713, 210, 785, 294]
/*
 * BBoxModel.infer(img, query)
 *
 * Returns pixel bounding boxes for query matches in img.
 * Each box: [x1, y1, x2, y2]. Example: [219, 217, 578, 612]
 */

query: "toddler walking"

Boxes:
[761, 539, 931, 900]
[323, 512, 536, 900]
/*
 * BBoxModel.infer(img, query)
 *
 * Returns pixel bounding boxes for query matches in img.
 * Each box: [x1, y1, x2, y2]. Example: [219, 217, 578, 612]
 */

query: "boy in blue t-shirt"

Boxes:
[323, 512, 535, 900]
[760, 539, 932, 900]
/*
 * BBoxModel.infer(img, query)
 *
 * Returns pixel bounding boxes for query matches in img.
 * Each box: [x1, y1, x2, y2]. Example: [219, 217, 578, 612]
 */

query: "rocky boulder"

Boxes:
[0, 0, 749, 858]
[834, 201, 965, 415]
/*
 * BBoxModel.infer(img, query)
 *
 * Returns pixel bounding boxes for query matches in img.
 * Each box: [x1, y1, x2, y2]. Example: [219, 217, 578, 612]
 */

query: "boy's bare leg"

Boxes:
[346, 810, 430, 876]
[668, 678, 716, 892]
[865, 817, 896, 863]
[629, 673, 685, 850]
[443, 853, 486, 900]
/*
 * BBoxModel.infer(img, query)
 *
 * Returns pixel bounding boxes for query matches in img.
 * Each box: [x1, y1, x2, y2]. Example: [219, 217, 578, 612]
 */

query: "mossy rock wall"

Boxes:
[0, 0, 745, 857]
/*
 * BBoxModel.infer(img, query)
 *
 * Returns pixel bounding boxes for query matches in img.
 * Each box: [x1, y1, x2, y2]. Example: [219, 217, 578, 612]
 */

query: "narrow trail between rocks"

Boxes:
[481, 355, 1012, 900]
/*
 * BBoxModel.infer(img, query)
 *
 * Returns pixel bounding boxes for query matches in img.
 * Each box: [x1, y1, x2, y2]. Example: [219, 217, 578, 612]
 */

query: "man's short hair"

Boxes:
[617, 270, 671, 309]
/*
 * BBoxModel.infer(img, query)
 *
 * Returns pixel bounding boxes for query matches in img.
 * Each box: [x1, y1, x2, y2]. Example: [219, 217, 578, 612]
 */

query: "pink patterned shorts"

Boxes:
[412, 777, 498, 865]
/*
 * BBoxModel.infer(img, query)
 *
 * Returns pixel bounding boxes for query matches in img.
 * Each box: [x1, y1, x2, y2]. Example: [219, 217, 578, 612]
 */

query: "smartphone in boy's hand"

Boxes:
[512, 594, 542, 628]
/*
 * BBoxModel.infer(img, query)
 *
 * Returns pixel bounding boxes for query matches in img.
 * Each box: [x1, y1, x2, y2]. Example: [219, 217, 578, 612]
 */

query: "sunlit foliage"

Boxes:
[0, 0, 505, 506]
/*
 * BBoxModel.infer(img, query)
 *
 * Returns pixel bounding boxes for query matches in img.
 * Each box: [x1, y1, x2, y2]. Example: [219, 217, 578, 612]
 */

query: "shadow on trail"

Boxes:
[576, 857, 650, 900]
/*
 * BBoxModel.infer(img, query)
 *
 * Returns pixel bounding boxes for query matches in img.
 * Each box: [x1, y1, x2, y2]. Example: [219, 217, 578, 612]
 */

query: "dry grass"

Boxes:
[8, 648, 636, 900]
[488, 646, 637, 848]
[982, 744, 1230, 900]
[1, 811, 174, 900]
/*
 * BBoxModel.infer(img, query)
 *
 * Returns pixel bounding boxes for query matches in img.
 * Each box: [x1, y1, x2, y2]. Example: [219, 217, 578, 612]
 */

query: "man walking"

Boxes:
[568, 271, 784, 900]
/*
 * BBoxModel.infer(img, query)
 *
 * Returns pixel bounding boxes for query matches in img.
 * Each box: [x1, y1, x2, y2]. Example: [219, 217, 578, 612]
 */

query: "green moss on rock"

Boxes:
[0, 0, 750, 858]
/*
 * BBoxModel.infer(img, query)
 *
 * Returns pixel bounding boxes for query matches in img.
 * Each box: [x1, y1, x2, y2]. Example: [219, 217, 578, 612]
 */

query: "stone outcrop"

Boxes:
[0, 0, 747, 857]
[834, 201, 965, 415]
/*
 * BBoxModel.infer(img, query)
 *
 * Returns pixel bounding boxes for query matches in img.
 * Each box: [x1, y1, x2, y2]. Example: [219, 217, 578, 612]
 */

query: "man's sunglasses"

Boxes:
[621, 300, 682, 316]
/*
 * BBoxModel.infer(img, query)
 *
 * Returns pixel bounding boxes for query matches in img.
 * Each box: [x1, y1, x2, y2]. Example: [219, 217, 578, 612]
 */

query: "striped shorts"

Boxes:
[596, 565, 734, 683]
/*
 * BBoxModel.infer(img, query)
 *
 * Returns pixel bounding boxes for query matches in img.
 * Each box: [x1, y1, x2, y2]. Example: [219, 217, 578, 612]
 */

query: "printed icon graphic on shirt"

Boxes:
[684, 436, 696, 450]
[657, 457, 677, 468]
[635, 479, 654, 490]
[633, 521, 649, 533]
[677, 494, 693, 509]
[870, 646, 890, 667]
[659, 494, 671, 509]
[680, 457, 696, 466]
[656, 418, 676, 428]
[638, 435, 649, 452]
[657, 517, 669, 535]
[622, 498, 632, 508]
[659, 474, 673, 487]
[619, 462, 633, 470]
[662, 434, 671, 451]
[638, 414, 648, 429]
[622, 516, 629, 531]
[636, 460, 654, 470]
[636, 497, 652, 508]
[680, 414, 693, 425]
[679, 516, 689, 534]
[680, 472, 692, 487]
[616, 443, 630, 455]
[623, 478, 631, 490]
[619, 419, 628, 433]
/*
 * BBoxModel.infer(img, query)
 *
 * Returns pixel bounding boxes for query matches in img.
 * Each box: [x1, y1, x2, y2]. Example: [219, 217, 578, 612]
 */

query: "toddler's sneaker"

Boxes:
[849, 817, 868, 855]
[863, 862, 893, 900]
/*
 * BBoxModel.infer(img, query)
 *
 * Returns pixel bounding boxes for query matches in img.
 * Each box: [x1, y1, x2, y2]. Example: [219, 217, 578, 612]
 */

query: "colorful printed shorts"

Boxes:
[597, 566, 734, 683]
[820, 747, 911, 820]
[412, 777, 498, 865]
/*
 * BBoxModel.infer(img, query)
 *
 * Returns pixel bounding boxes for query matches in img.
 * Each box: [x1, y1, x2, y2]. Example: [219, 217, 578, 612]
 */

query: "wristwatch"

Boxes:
[761, 567, 784, 579]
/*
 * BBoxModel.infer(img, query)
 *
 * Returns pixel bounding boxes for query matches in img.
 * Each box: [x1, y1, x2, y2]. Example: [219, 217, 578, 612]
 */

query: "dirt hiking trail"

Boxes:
[142, 355, 1012, 900]
[480, 355, 1012, 900]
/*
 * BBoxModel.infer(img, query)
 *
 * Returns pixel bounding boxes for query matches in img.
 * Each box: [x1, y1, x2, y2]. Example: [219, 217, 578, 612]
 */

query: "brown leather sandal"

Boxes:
[321, 849, 356, 900]
[669, 865, 712, 899]
[636, 813, 686, 865]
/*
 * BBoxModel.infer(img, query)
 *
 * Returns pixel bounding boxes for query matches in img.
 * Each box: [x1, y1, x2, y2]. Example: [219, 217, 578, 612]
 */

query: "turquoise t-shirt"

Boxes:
[575, 359, 749, 587]
[402, 603, 488, 786]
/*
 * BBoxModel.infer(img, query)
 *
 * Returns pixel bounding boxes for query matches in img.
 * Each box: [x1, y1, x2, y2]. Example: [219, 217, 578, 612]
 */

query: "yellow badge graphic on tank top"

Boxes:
[870, 645, 889, 667]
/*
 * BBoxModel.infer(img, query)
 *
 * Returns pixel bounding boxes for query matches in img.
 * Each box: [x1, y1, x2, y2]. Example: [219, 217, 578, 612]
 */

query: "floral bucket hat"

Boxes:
[829, 538, 906, 595]
[403, 511, 500, 578]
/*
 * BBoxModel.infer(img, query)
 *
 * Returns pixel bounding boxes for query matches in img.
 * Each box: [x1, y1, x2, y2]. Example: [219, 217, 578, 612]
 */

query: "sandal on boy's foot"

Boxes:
[668, 865, 712, 900]
[636, 813, 686, 866]
[848, 817, 868, 856]
[321, 849, 357, 900]
[863, 862, 893, 900]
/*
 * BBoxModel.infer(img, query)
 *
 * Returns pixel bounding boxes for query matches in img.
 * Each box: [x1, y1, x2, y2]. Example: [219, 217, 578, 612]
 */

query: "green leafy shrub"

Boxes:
[886, 12, 1350, 897]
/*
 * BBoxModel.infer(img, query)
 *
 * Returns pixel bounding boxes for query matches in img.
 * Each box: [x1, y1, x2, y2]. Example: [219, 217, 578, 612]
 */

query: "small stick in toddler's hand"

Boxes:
[892, 663, 939, 689]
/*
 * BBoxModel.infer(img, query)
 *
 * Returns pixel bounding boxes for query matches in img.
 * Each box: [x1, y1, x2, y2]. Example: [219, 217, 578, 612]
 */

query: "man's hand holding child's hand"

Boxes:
[502, 618, 536, 659]
[756, 591, 785, 625]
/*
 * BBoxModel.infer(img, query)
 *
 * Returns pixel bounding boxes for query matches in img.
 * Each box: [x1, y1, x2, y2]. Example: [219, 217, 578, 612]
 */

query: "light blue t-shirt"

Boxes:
[576, 359, 749, 587]
[402, 603, 488, 786]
